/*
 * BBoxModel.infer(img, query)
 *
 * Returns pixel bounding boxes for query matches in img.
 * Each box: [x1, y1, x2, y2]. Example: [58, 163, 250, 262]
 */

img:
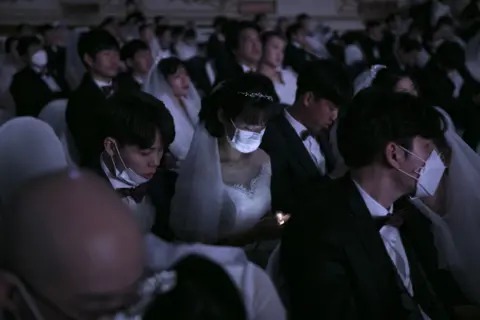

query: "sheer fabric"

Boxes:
[65, 28, 88, 89]
[169, 124, 226, 242]
[411, 107, 480, 304]
[142, 58, 201, 161]
[0, 117, 68, 200]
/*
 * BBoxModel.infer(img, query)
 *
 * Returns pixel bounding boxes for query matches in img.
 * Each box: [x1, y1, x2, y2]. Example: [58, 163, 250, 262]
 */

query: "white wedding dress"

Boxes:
[170, 124, 277, 266]
[221, 162, 271, 235]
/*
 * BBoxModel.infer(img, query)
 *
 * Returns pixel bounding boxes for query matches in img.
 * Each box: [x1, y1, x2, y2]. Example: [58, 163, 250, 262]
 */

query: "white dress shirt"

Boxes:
[353, 181, 430, 320]
[284, 109, 326, 174]
[274, 68, 297, 105]
[32, 66, 61, 92]
[240, 63, 256, 73]
[101, 159, 155, 234]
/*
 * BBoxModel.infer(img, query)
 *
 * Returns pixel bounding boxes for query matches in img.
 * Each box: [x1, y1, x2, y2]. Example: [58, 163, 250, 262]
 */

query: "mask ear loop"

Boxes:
[110, 141, 130, 172]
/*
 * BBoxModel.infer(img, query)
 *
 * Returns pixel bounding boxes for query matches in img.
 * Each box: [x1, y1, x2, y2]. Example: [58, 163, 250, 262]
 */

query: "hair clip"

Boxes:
[237, 91, 274, 101]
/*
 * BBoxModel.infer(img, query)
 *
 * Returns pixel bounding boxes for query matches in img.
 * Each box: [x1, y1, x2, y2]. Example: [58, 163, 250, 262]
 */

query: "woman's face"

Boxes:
[167, 66, 190, 97]
[395, 77, 418, 96]
[263, 36, 285, 68]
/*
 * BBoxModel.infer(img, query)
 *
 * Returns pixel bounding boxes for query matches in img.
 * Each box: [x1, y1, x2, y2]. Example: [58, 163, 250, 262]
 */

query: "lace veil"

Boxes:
[353, 64, 386, 95]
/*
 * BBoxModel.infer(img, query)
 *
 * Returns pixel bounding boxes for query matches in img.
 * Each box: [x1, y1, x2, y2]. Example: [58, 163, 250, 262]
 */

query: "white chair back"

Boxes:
[0, 117, 68, 200]
[38, 99, 79, 166]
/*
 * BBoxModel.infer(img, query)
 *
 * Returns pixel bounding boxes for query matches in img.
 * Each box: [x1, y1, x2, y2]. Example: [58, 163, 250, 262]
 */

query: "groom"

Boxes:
[281, 89, 450, 319]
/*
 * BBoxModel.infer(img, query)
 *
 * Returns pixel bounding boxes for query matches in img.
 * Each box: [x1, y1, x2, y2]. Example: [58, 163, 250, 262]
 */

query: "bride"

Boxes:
[356, 65, 480, 305]
[169, 73, 286, 266]
[143, 57, 201, 165]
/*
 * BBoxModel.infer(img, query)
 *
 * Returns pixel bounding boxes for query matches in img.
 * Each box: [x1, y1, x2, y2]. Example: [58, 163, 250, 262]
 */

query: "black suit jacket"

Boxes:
[66, 73, 111, 166]
[283, 43, 313, 75]
[46, 45, 67, 82]
[9, 66, 70, 117]
[88, 161, 177, 241]
[261, 114, 335, 213]
[281, 175, 449, 320]
[117, 72, 142, 92]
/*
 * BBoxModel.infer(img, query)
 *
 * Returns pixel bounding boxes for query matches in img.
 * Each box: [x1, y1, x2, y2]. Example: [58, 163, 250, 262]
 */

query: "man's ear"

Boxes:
[103, 138, 116, 158]
[125, 58, 133, 69]
[83, 53, 94, 68]
[302, 92, 314, 108]
[384, 142, 405, 169]
[0, 271, 22, 315]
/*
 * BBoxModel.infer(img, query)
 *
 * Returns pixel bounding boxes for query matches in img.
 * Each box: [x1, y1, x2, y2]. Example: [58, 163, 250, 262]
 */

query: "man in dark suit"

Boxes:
[10, 36, 70, 117]
[117, 39, 153, 92]
[261, 60, 351, 214]
[383, 35, 422, 76]
[359, 20, 390, 66]
[283, 23, 316, 75]
[87, 91, 177, 240]
[66, 29, 120, 166]
[281, 89, 452, 319]
[215, 21, 262, 82]
[40, 23, 67, 82]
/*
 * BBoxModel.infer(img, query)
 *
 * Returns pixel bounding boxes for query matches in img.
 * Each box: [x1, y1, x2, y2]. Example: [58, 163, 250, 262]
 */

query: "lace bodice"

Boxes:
[219, 162, 272, 237]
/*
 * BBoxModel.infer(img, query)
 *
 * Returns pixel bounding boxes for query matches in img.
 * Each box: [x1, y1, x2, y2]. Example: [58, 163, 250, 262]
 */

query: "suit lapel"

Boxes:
[344, 176, 395, 278]
[317, 130, 336, 173]
[276, 116, 321, 178]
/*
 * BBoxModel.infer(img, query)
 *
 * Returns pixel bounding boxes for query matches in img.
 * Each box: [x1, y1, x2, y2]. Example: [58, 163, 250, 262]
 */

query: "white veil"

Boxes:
[353, 64, 386, 95]
[142, 57, 202, 161]
[168, 120, 229, 243]
[65, 28, 88, 89]
[421, 107, 480, 304]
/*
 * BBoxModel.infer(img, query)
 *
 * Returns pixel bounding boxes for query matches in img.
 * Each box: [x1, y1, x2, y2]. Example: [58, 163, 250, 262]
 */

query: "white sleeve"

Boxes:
[250, 264, 286, 320]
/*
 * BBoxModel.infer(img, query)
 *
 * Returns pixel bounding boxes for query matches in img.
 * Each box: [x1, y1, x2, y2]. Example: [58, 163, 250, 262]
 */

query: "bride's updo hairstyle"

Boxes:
[200, 73, 280, 138]
[370, 68, 418, 95]
[143, 255, 246, 320]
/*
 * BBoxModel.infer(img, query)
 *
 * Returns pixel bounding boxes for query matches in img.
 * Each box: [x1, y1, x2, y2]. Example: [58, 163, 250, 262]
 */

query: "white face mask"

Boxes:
[226, 120, 265, 154]
[111, 142, 151, 186]
[397, 147, 446, 198]
[31, 49, 48, 67]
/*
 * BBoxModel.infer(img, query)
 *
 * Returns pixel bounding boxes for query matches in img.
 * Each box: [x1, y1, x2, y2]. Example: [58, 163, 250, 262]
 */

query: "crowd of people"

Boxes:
[0, 0, 480, 318]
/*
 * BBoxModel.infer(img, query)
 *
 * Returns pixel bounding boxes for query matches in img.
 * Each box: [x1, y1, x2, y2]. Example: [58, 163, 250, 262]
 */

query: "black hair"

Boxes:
[337, 88, 445, 169]
[200, 73, 280, 138]
[434, 40, 465, 70]
[172, 26, 186, 38]
[225, 21, 260, 51]
[398, 34, 422, 53]
[143, 255, 246, 320]
[4, 36, 18, 54]
[261, 30, 286, 46]
[156, 25, 171, 37]
[39, 24, 54, 35]
[286, 23, 303, 41]
[16, 36, 41, 56]
[77, 29, 119, 64]
[120, 39, 149, 61]
[98, 91, 175, 150]
[296, 59, 352, 107]
[158, 57, 186, 78]
[365, 20, 382, 30]
[371, 68, 414, 92]
[385, 13, 398, 24]
[254, 13, 266, 24]
[435, 16, 454, 30]
[139, 23, 153, 34]
[213, 16, 228, 30]
[99, 16, 117, 29]
[16, 24, 30, 33]
[296, 13, 310, 23]
[184, 28, 197, 40]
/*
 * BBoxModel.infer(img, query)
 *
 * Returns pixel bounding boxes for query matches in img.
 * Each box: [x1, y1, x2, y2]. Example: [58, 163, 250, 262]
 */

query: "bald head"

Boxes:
[1, 169, 144, 296]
